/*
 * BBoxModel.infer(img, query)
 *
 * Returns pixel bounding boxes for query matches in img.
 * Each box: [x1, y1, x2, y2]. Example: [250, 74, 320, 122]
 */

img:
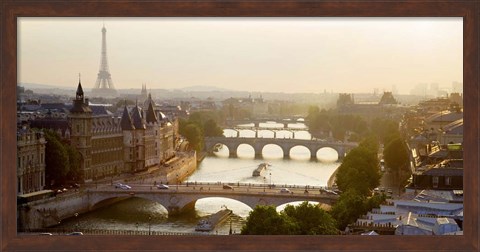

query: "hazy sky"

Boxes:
[18, 17, 462, 94]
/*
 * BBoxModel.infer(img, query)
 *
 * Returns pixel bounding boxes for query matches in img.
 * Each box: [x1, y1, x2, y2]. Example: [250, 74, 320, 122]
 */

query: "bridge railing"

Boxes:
[21, 228, 212, 236]
[115, 181, 339, 192]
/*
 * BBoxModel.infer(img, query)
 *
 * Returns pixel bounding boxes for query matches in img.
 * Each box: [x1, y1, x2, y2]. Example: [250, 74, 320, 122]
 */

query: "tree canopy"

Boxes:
[331, 190, 386, 230]
[384, 137, 411, 190]
[334, 138, 381, 196]
[241, 202, 338, 235]
[282, 201, 338, 235]
[179, 122, 204, 153]
[179, 111, 225, 152]
[43, 130, 70, 186]
[241, 205, 297, 235]
[306, 107, 368, 141]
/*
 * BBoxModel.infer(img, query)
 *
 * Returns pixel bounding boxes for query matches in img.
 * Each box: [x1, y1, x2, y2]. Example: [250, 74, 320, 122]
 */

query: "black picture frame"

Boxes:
[1, 1, 478, 251]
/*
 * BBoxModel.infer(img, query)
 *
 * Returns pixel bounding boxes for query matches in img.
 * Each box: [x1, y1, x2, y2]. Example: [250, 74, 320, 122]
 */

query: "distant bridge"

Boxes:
[87, 183, 339, 216]
[204, 136, 357, 160]
[225, 117, 306, 128]
[225, 126, 310, 138]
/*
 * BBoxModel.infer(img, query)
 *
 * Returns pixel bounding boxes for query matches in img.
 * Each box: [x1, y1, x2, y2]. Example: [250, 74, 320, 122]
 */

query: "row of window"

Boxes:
[92, 137, 123, 149]
[17, 171, 45, 194]
[432, 176, 452, 188]
[91, 150, 123, 164]
[17, 151, 44, 169]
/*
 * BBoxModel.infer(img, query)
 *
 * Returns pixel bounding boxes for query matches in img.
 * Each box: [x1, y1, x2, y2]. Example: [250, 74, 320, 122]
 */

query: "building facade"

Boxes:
[17, 125, 46, 195]
[20, 81, 178, 186]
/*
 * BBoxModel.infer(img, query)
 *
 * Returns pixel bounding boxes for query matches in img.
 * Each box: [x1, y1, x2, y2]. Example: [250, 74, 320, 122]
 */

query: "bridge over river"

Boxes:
[204, 136, 357, 160]
[88, 182, 339, 216]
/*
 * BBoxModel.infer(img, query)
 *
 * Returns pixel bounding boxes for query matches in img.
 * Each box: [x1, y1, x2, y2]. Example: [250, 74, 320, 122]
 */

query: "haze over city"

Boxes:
[18, 17, 462, 94]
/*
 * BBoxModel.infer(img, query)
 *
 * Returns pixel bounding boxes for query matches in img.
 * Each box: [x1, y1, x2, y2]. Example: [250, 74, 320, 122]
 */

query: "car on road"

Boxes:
[115, 183, 131, 190]
[120, 184, 132, 190]
[157, 184, 169, 189]
[319, 188, 337, 195]
[67, 232, 84, 235]
[39, 233, 53, 235]
[222, 185, 233, 190]
[387, 188, 393, 195]
[280, 188, 291, 193]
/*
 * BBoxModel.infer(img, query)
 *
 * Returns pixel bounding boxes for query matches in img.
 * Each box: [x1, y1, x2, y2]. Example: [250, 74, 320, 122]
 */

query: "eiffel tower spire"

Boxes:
[92, 24, 118, 97]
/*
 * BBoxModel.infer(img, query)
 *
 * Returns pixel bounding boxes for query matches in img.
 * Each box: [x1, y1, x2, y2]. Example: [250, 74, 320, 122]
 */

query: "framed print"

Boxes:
[1, 1, 479, 251]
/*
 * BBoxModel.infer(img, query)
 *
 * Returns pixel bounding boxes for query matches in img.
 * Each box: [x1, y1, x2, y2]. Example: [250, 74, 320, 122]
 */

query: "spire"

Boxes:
[146, 99, 158, 124]
[120, 105, 135, 130]
[131, 104, 146, 130]
[70, 74, 92, 113]
[76, 74, 84, 101]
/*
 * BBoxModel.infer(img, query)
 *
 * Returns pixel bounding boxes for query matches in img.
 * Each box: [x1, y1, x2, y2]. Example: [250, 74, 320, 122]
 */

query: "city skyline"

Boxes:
[18, 17, 462, 94]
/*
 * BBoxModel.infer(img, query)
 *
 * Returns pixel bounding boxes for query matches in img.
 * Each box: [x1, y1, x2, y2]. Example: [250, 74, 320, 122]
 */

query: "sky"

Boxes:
[18, 17, 462, 94]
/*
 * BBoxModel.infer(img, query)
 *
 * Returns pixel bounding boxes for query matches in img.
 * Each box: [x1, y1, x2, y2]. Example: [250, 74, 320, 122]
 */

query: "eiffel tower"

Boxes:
[91, 24, 118, 97]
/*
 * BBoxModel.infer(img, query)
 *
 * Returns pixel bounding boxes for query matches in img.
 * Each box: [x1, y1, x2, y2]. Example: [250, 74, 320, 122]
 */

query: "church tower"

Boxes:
[69, 76, 93, 182]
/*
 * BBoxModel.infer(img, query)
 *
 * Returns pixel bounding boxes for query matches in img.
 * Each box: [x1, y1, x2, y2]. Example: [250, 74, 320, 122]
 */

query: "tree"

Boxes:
[180, 123, 204, 152]
[203, 119, 223, 137]
[331, 190, 386, 230]
[370, 118, 400, 144]
[44, 130, 70, 186]
[335, 142, 381, 196]
[282, 202, 338, 235]
[330, 190, 366, 230]
[241, 205, 297, 235]
[66, 144, 82, 182]
[384, 137, 410, 192]
[241, 203, 339, 235]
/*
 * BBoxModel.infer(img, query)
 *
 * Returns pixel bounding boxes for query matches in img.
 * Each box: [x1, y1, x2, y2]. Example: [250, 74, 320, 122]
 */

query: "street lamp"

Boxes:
[176, 174, 179, 190]
[263, 177, 266, 192]
[269, 173, 272, 187]
[74, 212, 79, 231]
[148, 216, 152, 235]
[135, 222, 139, 234]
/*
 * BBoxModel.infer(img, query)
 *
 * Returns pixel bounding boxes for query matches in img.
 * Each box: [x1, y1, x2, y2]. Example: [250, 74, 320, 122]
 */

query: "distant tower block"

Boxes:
[91, 24, 118, 97]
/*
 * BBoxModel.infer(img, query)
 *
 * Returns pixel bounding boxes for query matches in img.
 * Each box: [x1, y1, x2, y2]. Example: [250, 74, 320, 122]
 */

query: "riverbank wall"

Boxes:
[163, 151, 197, 183]
[327, 167, 339, 188]
[18, 190, 129, 230]
[18, 191, 88, 230]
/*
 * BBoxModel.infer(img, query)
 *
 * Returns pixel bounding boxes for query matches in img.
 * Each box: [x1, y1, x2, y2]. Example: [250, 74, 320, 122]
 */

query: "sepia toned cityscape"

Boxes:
[17, 18, 463, 236]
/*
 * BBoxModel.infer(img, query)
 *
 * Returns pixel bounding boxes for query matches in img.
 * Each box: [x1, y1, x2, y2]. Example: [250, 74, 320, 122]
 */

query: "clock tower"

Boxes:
[68, 77, 93, 182]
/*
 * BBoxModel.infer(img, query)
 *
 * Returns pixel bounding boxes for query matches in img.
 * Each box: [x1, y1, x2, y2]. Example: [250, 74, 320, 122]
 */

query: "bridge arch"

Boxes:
[289, 145, 311, 160]
[257, 129, 275, 138]
[238, 129, 256, 138]
[223, 129, 239, 138]
[261, 144, 284, 159]
[316, 147, 339, 162]
[236, 144, 255, 158]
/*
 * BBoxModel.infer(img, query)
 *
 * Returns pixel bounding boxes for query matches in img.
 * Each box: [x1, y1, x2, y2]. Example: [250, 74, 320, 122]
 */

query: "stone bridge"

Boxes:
[225, 117, 306, 128]
[87, 184, 338, 216]
[204, 136, 357, 160]
[225, 126, 310, 138]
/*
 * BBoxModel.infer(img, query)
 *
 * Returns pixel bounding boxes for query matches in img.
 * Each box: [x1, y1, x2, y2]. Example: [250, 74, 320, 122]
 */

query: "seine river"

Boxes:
[55, 122, 340, 235]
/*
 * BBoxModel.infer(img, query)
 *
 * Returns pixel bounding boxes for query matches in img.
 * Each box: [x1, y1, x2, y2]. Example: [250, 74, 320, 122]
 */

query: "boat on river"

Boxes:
[252, 163, 270, 177]
[195, 208, 233, 232]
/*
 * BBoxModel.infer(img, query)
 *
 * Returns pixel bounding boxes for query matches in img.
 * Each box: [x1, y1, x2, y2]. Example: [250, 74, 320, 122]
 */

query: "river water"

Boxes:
[55, 122, 340, 235]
